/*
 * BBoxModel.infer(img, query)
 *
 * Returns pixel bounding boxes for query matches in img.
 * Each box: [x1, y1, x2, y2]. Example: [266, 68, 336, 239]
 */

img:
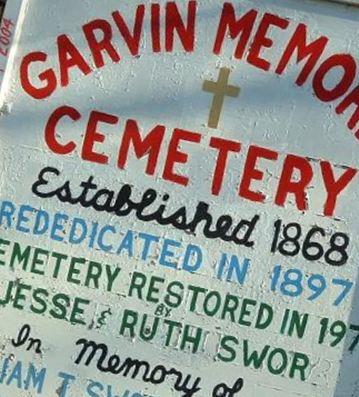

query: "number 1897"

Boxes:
[270, 265, 353, 306]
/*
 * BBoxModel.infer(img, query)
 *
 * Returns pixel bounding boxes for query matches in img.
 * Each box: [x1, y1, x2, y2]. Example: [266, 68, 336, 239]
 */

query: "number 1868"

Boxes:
[271, 220, 350, 267]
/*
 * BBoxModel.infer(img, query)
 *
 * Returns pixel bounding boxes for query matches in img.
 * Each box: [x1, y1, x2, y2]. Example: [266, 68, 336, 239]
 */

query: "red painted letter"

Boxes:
[57, 34, 92, 87]
[118, 120, 166, 175]
[239, 146, 278, 203]
[20, 52, 57, 99]
[320, 161, 357, 217]
[275, 155, 313, 211]
[151, 4, 161, 53]
[276, 23, 328, 85]
[45, 106, 81, 155]
[83, 19, 121, 68]
[213, 4, 258, 58]
[247, 13, 289, 71]
[112, 5, 145, 56]
[210, 137, 241, 196]
[82, 111, 118, 164]
[313, 54, 356, 102]
[166, 1, 197, 52]
[336, 85, 359, 138]
[163, 129, 201, 186]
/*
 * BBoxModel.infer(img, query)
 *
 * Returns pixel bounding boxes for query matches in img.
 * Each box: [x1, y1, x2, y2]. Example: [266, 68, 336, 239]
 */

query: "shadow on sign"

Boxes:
[333, 267, 359, 397]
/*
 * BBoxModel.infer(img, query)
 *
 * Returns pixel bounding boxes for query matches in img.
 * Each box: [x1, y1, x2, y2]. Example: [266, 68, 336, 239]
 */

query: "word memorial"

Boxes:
[0, 1, 359, 397]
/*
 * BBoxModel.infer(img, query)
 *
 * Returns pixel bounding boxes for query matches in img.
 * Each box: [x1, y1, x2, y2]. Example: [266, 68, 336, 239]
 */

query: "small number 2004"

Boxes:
[0, 19, 14, 58]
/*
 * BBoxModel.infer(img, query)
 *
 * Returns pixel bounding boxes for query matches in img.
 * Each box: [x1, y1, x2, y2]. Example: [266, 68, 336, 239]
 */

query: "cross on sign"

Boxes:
[202, 67, 240, 129]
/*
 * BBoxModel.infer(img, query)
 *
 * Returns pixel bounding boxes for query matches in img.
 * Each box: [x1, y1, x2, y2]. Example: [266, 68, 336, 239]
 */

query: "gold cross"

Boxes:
[202, 67, 240, 129]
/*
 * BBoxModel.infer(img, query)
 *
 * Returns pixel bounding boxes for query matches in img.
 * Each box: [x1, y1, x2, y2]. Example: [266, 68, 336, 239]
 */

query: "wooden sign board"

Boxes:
[0, 1, 359, 396]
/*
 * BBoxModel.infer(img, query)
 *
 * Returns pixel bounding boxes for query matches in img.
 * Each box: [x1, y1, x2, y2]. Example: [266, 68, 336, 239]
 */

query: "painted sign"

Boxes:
[0, 0, 359, 396]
